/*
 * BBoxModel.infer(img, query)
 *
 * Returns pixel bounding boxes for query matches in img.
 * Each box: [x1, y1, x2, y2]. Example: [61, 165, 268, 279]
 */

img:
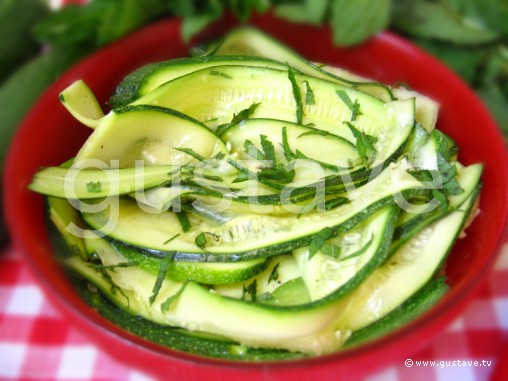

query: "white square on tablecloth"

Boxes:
[56, 346, 97, 379]
[493, 297, 508, 329]
[5, 286, 43, 316]
[0, 343, 27, 378]
[436, 362, 475, 381]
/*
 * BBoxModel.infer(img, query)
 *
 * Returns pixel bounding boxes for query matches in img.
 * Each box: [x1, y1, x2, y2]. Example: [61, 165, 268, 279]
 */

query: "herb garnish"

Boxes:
[287, 65, 303, 124]
[268, 263, 280, 283]
[173, 147, 206, 161]
[215, 102, 261, 136]
[308, 226, 335, 259]
[242, 279, 257, 302]
[86, 181, 102, 193]
[302, 80, 315, 105]
[209, 69, 233, 79]
[345, 122, 378, 164]
[336, 90, 363, 121]
[149, 254, 173, 305]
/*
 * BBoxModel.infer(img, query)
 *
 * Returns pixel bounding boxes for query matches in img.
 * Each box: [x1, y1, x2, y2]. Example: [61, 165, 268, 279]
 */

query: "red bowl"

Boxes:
[4, 13, 508, 381]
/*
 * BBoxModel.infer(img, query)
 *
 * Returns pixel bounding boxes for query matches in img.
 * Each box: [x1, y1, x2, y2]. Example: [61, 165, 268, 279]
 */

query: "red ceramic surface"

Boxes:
[4, 13, 508, 381]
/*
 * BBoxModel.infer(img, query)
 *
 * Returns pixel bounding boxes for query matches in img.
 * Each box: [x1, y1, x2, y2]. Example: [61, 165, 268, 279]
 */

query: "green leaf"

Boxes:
[163, 233, 181, 245]
[195, 232, 208, 250]
[275, 0, 328, 25]
[86, 181, 102, 193]
[344, 122, 378, 164]
[173, 147, 206, 161]
[330, 0, 391, 46]
[302, 80, 316, 106]
[182, 13, 219, 43]
[392, 0, 499, 45]
[242, 279, 258, 302]
[149, 254, 173, 305]
[336, 90, 363, 121]
[258, 164, 296, 184]
[281, 126, 295, 162]
[215, 102, 260, 136]
[209, 69, 233, 79]
[243, 139, 266, 160]
[160, 283, 186, 313]
[229, 0, 271, 22]
[260, 135, 276, 165]
[287, 65, 303, 124]
[308, 226, 335, 259]
[268, 263, 280, 283]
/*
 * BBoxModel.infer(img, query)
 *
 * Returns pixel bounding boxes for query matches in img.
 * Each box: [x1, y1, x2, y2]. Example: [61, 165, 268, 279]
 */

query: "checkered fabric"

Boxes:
[1, 239, 507, 381]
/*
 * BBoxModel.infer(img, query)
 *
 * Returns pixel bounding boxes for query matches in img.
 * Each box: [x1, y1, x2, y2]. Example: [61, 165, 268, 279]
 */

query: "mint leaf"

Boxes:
[275, 0, 328, 25]
[195, 232, 207, 250]
[303, 80, 316, 106]
[345, 122, 378, 164]
[268, 263, 280, 283]
[216, 102, 260, 136]
[281, 126, 295, 162]
[260, 135, 276, 166]
[309, 227, 335, 259]
[336, 90, 363, 121]
[287, 65, 303, 124]
[86, 181, 102, 193]
[242, 279, 257, 302]
[330, 0, 391, 46]
[209, 69, 232, 79]
[149, 254, 173, 305]
[173, 147, 205, 161]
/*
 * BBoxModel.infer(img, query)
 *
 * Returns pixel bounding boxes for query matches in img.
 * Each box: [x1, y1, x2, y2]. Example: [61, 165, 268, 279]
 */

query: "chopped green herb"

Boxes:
[268, 263, 280, 283]
[212, 152, 226, 160]
[260, 135, 276, 166]
[176, 212, 191, 233]
[173, 147, 205, 161]
[194, 232, 220, 250]
[436, 154, 463, 196]
[163, 233, 180, 245]
[161, 283, 186, 313]
[258, 163, 296, 185]
[195, 232, 207, 249]
[345, 122, 377, 164]
[336, 90, 363, 121]
[86, 181, 102, 193]
[287, 65, 303, 124]
[209, 69, 233, 79]
[149, 254, 173, 305]
[242, 279, 257, 302]
[281, 126, 295, 162]
[302, 80, 315, 105]
[294, 149, 344, 171]
[232, 170, 251, 183]
[215, 102, 261, 136]
[308, 226, 335, 259]
[243, 139, 266, 160]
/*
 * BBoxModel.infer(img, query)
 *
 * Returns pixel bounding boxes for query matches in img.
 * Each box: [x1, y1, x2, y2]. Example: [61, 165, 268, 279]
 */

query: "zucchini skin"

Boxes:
[71, 271, 304, 361]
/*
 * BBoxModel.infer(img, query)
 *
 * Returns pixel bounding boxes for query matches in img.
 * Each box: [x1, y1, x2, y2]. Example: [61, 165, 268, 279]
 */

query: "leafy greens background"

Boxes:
[0, 0, 507, 244]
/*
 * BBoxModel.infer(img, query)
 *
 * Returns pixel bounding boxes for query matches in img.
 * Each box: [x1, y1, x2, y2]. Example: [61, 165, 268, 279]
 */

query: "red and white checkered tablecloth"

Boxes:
[1, 237, 507, 381]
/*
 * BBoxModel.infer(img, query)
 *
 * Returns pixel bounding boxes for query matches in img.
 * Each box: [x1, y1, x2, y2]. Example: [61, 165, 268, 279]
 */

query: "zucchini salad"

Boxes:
[29, 27, 483, 360]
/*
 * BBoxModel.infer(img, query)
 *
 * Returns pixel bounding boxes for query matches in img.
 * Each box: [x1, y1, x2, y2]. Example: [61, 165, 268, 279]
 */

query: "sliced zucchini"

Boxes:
[332, 187, 480, 333]
[81, 161, 426, 260]
[130, 65, 414, 146]
[108, 56, 290, 108]
[29, 165, 178, 199]
[206, 26, 395, 101]
[73, 105, 228, 168]
[59, 80, 104, 129]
